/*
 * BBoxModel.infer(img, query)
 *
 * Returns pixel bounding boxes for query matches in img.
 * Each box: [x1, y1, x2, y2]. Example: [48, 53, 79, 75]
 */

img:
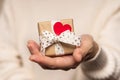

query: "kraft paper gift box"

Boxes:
[38, 19, 80, 56]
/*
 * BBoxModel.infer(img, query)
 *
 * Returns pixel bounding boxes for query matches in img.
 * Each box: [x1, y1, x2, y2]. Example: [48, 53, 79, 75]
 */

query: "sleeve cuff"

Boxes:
[81, 46, 116, 79]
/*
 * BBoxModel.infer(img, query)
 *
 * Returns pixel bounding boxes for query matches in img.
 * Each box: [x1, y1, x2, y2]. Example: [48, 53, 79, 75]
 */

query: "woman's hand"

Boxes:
[27, 34, 99, 70]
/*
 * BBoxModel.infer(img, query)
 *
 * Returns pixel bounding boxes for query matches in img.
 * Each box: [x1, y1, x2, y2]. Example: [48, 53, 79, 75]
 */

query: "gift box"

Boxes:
[38, 19, 81, 56]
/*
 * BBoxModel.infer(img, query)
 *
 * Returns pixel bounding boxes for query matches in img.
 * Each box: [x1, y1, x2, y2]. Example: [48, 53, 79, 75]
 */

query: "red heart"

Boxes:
[53, 22, 72, 35]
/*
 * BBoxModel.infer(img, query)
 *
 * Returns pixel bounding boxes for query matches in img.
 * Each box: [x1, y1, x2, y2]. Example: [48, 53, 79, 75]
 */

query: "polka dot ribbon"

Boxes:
[40, 30, 81, 55]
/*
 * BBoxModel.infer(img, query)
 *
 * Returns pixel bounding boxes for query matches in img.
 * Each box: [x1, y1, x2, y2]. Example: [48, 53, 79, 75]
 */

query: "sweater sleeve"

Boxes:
[81, 7, 120, 80]
[0, 1, 34, 80]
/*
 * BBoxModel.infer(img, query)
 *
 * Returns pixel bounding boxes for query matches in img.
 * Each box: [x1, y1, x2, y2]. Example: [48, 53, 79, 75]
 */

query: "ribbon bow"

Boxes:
[40, 30, 81, 55]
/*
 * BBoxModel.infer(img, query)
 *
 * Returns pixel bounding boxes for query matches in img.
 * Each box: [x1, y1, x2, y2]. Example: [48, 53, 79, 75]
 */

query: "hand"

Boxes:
[27, 34, 99, 70]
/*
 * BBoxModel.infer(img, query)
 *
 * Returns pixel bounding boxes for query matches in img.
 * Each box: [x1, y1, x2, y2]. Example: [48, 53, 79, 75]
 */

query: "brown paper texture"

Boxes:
[38, 19, 75, 56]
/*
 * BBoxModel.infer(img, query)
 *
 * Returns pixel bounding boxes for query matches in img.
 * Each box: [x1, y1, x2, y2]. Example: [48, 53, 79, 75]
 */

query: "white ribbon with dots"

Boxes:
[40, 30, 81, 55]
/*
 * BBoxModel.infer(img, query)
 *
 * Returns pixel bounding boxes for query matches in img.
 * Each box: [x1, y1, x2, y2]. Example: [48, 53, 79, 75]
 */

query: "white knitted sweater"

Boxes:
[0, 0, 120, 80]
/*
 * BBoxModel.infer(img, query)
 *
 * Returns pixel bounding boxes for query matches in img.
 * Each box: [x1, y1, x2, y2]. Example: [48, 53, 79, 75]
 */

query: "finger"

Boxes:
[39, 57, 78, 70]
[73, 35, 94, 62]
[78, 35, 93, 56]
[27, 40, 40, 50]
[80, 35, 93, 54]
[29, 55, 48, 69]
[27, 40, 73, 69]
[27, 40, 41, 55]
[52, 55, 76, 68]
[73, 47, 82, 62]
[29, 54, 76, 69]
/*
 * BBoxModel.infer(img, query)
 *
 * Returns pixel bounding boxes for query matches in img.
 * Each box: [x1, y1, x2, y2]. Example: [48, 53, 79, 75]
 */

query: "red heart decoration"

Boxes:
[53, 22, 72, 35]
